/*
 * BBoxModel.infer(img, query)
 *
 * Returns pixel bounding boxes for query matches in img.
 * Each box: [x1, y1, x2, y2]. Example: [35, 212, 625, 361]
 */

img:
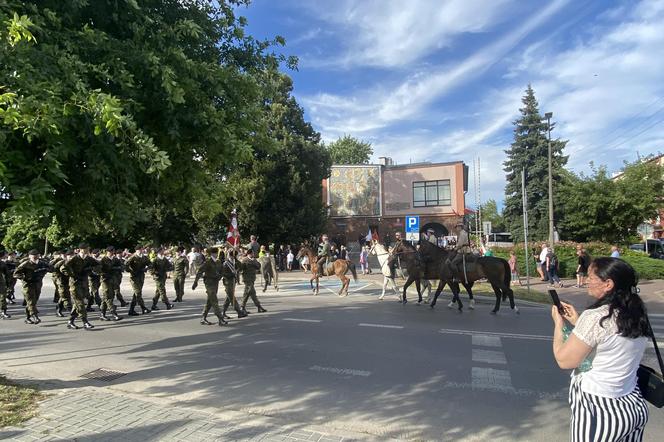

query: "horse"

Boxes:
[416, 240, 476, 310]
[428, 247, 519, 315]
[296, 245, 358, 296]
[385, 241, 431, 304]
[368, 242, 400, 300]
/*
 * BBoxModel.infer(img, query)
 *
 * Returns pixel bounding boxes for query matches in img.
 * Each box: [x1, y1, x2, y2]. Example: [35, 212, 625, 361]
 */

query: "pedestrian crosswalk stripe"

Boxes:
[358, 323, 404, 329]
[472, 349, 507, 364]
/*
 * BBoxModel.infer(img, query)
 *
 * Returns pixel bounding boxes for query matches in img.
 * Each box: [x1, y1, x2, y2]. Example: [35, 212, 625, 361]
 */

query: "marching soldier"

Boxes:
[62, 244, 96, 329]
[191, 247, 227, 326]
[13, 249, 50, 324]
[172, 246, 189, 302]
[150, 248, 174, 310]
[125, 246, 151, 316]
[87, 249, 103, 311]
[50, 251, 63, 304]
[316, 234, 331, 277]
[99, 246, 122, 321]
[239, 249, 267, 313]
[221, 248, 247, 319]
[51, 250, 72, 317]
[4, 251, 18, 304]
[112, 250, 127, 307]
[0, 251, 11, 319]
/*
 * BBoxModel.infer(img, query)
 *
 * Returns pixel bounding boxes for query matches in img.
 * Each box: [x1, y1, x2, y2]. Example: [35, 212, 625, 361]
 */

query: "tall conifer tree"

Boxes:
[503, 85, 568, 240]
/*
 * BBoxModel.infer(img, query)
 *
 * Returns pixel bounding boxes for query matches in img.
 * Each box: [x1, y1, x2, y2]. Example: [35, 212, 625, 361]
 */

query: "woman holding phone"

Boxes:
[551, 257, 651, 441]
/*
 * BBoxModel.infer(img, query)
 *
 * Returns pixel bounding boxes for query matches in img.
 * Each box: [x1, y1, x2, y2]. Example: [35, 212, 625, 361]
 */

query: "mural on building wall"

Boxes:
[329, 166, 381, 216]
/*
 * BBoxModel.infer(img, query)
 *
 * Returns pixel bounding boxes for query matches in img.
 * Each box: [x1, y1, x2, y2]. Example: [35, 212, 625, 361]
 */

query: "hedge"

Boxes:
[491, 241, 664, 280]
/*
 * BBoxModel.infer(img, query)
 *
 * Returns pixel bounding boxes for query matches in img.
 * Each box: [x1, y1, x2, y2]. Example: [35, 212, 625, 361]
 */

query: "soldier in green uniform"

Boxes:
[315, 234, 332, 277]
[13, 250, 49, 324]
[221, 248, 247, 319]
[50, 251, 63, 304]
[150, 248, 174, 310]
[192, 247, 228, 326]
[0, 251, 11, 319]
[125, 246, 151, 316]
[53, 250, 72, 317]
[87, 249, 102, 311]
[4, 252, 18, 304]
[239, 249, 267, 313]
[62, 245, 96, 329]
[112, 251, 127, 307]
[172, 246, 189, 302]
[99, 246, 122, 321]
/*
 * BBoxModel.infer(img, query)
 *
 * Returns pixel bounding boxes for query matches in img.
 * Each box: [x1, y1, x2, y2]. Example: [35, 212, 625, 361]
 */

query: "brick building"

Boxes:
[322, 158, 469, 246]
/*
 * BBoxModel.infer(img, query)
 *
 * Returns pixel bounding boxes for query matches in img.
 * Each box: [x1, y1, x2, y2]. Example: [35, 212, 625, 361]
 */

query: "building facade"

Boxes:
[322, 159, 468, 246]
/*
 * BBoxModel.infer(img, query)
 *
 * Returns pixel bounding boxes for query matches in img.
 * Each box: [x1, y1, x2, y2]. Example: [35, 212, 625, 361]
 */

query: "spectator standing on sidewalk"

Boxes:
[359, 246, 369, 274]
[539, 243, 550, 282]
[508, 250, 522, 286]
[546, 247, 563, 288]
[610, 246, 620, 258]
[286, 249, 294, 271]
[575, 246, 591, 288]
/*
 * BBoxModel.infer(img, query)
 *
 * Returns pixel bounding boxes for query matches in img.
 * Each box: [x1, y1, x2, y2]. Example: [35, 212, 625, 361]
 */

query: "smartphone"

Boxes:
[548, 289, 566, 315]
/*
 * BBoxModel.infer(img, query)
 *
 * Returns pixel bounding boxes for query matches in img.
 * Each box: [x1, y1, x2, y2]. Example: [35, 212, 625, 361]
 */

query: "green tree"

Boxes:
[481, 199, 506, 233]
[0, 0, 296, 249]
[326, 135, 373, 164]
[558, 158, 664, 243]
[503, 85, 568, 240]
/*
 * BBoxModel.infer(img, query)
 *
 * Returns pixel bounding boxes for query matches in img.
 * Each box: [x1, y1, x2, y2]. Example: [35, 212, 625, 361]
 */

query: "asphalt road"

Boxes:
[2, 273, 664, 441]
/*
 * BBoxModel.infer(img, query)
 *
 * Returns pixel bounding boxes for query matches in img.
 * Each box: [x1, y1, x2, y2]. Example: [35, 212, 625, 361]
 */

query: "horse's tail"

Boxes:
[349, 261, 358, 282]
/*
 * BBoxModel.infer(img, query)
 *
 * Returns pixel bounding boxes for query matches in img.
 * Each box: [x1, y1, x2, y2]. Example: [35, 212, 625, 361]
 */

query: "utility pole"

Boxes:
[545, 112, 554, 246]
[522, 169, 530, 294]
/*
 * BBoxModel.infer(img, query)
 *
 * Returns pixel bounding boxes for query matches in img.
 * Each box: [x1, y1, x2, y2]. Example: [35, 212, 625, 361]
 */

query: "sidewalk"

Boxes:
[0, 381, 370, 442]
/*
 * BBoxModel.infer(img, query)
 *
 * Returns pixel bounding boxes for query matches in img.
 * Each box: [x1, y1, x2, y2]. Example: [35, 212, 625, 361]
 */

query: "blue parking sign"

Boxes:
[405, 216, 419, 233]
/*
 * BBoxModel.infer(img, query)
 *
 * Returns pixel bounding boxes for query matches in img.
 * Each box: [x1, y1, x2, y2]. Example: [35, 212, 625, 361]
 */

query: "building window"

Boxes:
[413, 180, 451, 207]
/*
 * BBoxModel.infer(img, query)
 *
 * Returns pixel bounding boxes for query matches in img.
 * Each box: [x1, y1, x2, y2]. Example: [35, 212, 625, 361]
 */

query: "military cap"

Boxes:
[28, 249, 40, 256]
[78, 243, 90, 250]
[106, 246, 115, 252]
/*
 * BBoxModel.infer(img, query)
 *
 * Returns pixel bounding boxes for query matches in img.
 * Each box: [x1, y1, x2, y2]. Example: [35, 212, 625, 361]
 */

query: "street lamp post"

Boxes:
[545, 111, 554, 246]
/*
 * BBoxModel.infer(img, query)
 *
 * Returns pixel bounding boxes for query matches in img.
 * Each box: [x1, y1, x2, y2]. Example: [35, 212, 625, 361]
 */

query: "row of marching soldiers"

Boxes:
[0, 243, 267, 329]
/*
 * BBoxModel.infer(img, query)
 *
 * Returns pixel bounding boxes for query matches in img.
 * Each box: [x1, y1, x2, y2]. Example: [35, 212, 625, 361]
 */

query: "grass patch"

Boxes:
[0, 375, 43, 427]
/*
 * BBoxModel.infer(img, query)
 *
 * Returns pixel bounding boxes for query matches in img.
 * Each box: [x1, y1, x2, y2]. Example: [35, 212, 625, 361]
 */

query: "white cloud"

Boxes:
[305, 0, 515, 69]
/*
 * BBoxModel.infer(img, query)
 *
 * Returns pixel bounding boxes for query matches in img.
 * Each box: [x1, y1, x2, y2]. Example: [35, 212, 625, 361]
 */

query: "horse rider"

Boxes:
[316, 234, 331, 277]
[388, 231, 403, 279]
[447, 221, 471, 281]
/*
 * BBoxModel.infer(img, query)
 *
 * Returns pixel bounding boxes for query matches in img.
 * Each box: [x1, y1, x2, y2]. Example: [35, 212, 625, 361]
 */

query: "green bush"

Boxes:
[491, 241, 664, 280]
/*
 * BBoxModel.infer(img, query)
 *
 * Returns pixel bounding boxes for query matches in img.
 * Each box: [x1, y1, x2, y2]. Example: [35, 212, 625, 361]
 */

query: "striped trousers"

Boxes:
[569, 376, 649, 441]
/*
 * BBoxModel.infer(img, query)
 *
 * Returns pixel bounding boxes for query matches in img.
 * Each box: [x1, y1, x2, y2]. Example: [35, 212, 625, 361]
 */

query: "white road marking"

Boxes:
[282, 318, 322, 323]
[472, 349, 507, 365]
[442, 381, 565, 399]
[648, 313, 664, 318]
[472, 367, 513, 390]
[309, 365, 371, 377]
[352, 283, 373, 292]
[439, 328, 552, 341]
[358, 323, 404, 329]
[472, 335, 502, 347]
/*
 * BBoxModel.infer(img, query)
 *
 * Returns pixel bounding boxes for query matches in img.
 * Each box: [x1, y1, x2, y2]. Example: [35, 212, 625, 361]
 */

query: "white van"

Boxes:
[485, 232, 514, 248]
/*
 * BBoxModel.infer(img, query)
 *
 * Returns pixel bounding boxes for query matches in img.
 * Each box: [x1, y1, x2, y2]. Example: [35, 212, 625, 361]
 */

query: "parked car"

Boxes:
[629, 240, 664, 259]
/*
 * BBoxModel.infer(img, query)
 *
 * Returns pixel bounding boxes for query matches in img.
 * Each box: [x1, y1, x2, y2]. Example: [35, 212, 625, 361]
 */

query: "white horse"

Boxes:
[369, 242, 432, 302]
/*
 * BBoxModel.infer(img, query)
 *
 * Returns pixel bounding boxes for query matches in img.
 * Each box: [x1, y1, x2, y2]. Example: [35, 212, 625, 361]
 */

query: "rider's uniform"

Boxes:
[316, 240, 331, 276]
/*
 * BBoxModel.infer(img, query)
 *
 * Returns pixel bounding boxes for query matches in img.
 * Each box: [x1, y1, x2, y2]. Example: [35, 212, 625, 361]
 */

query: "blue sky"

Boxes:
[239, 0, 664, 207]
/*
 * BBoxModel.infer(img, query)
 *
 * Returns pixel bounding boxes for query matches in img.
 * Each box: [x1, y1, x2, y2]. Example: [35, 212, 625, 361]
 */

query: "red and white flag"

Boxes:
[226, 209, 240, 247]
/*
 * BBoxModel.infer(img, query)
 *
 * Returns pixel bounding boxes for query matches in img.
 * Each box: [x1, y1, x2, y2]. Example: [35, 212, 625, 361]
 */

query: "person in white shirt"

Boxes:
[539, 243, 550, 282]
[551, 257, 651, 441]
[286, 249, 294, 271]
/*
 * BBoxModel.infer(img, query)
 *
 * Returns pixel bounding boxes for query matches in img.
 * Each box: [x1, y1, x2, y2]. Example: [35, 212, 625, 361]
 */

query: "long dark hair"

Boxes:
[588, 257, 651, 338]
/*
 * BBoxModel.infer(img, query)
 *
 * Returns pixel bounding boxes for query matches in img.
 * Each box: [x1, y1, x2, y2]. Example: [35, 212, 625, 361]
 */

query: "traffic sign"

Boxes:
[405, 216, 420, 233]
[406, 232, 420, 242]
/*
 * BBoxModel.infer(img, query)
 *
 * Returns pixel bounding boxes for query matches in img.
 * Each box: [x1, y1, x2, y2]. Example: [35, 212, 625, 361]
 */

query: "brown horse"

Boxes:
[296, 246, 358, 296]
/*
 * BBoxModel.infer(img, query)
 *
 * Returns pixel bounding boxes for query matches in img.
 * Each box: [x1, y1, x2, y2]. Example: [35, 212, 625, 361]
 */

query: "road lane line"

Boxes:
[439, 328, 552, 341]
[282, 318, 322, 323]
[472, 349, 507, 365]
[309, 365, 371, 377]
[358, 323, 404, 329]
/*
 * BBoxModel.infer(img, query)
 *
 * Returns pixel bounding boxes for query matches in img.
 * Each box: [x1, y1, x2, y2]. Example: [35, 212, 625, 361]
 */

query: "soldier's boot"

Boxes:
[257, 306, 267, 313]
[217, 314, 228, 326]
[200, 312, 212, 325]
[110, 307, 122, 321]
[236, 307, 247, 319]
[67, 312, 79, 330]
[24, 308, 34, 324]
[166, 301, 174, 310]
[99, 305, 110, 321]
[128, 300, 140, 316]
[56, 302, 65, 317]
[1, 308, 11, 319]
[83, 320, 94, 330]
[151, 297, 160, 310]
[32, 314, 41, 324]
[140, 302, 151, 314]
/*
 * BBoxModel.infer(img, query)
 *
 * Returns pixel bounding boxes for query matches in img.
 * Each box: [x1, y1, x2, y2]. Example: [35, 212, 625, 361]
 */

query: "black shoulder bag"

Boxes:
[637, 315, 664, 408]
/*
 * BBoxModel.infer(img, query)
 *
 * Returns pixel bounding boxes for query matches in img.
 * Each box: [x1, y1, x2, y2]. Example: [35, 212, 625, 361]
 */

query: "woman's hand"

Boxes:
[560, 301, 579, 326]
[551, 305, 564, 329]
